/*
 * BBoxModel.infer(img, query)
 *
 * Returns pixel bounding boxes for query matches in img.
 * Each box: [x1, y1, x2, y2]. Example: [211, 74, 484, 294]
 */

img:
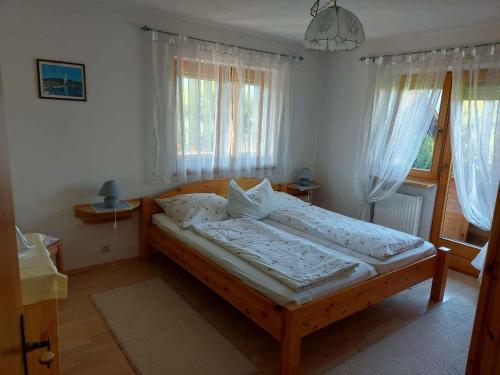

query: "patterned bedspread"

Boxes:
[193, 218, 358, 291]
[269, 205, 424, 260]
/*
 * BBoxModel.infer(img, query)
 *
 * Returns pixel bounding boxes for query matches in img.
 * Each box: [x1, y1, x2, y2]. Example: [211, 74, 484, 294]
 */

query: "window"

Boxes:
[408, 72, 452, 180]
[178, 76, 217, 157]
[410, 70, 498, 182]
[430, 70, 499, 276]
[151, 39, 290, 183]
[412, 92, 442, 171]
[173, 58, 285, 176]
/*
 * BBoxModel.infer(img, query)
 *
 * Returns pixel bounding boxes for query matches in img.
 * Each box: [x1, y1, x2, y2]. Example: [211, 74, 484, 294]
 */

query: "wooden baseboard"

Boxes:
[65, 256, 141, 275]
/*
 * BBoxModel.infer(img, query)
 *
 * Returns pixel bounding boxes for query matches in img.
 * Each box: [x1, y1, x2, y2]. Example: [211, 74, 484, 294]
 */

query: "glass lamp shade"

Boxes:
[303, 4, 365, 51]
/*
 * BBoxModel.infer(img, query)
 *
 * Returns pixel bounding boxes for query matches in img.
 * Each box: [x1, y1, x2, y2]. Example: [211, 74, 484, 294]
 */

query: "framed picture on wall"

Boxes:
[37, 59, 86, 101]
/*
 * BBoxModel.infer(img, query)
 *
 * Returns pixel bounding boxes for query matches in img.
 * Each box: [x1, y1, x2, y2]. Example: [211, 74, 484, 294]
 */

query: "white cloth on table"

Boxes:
[19, 233, 67, 306]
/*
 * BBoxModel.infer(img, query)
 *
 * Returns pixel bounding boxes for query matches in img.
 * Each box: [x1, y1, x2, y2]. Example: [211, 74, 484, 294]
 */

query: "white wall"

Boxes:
[314, 23, 500, 240]
[0, 0, 324, 270]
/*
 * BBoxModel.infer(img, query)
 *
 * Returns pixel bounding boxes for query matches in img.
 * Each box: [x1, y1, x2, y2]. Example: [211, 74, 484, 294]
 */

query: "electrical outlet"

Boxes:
[100, 245, 111, 254]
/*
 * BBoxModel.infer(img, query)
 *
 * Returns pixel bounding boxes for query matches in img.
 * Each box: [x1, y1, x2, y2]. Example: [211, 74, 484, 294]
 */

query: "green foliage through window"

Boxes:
[413, 134, 435, 170]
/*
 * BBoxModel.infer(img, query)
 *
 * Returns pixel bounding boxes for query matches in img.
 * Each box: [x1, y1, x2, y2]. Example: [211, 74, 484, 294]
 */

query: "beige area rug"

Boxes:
[327, 298, 475, 375]
[91, 278, 257, 375]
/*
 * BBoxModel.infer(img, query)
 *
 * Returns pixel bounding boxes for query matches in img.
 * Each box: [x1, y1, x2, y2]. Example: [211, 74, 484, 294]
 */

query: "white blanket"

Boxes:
[193, 218, 358, 291]
[269, 205, 424, 260]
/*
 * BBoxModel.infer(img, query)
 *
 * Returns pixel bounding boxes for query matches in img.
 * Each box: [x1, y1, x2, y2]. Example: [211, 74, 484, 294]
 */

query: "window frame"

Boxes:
[408, 72, 453, 181]
[173, 58, 273, 174]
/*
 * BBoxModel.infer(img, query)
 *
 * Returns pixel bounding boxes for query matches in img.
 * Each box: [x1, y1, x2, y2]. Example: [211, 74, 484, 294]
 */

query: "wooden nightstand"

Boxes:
[74, 199, 141, 224]
[44, 235, 63, 272]
[287, 182, 320, 202]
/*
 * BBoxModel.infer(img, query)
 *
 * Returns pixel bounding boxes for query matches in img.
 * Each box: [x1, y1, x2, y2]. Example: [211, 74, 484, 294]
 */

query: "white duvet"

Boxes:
[192, 218, 358, 291]
[269, 205, 424, 260]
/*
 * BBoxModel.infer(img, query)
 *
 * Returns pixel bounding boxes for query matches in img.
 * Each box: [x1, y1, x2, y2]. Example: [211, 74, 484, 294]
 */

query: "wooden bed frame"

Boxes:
[140, 178, 451, 374]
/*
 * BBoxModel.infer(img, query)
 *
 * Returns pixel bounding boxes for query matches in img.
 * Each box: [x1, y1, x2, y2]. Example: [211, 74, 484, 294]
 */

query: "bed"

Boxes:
[140, 178, 451, 374]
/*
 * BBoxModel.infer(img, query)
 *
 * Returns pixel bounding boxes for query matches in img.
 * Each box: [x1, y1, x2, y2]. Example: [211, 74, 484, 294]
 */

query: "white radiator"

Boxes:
[373, 193, 423, 235]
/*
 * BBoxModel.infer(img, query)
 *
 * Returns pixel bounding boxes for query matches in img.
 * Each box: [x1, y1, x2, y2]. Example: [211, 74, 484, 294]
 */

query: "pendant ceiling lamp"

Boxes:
[303, 0, 365, 52]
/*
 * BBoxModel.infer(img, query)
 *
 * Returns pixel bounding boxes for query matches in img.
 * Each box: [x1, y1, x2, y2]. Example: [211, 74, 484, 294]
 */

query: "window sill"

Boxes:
[404, 176, 438, 189]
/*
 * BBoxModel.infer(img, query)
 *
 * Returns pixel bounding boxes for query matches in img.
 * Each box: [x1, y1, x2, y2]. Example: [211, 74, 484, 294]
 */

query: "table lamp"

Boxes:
[298, 168, 312, 187]
[98, 179, 121, 208]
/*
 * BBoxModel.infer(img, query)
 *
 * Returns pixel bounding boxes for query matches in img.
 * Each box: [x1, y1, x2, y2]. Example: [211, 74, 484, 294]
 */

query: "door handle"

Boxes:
[20, 314, 55, 374]
[39, 350, 55, 366]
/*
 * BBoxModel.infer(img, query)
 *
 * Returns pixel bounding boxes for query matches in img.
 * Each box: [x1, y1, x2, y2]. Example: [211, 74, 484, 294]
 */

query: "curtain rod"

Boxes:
[359, 40, 500, 61]
[141, 25, 304, 61]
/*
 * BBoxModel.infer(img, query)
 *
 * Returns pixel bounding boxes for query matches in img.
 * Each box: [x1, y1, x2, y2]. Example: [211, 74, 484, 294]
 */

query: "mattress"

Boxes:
[264, 219, 436, 275]
[152, 213, 377, 306]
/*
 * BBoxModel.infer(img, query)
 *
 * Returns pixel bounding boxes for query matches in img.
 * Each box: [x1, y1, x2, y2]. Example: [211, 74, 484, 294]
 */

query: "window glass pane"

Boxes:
[439, 78, 499, 247]
[241, 83, 260, 156]
[174, 59, 279, 173]
[177, 76, 217, 156]
[440, 167, 489, 247]
[461, 99, 499, 166]
[440, 80, 498, 246]
[412, 91, 442, 171]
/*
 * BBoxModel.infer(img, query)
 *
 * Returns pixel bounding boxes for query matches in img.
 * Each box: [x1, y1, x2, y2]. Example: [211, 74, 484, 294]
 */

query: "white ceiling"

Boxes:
[113, 0, 500, 42]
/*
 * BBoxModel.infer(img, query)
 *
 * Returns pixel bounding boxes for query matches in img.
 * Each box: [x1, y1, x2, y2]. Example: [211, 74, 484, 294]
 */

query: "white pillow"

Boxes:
[228, 178, 275, 219]
[273, 191, 311, 211]
[156, 193, 229, 229]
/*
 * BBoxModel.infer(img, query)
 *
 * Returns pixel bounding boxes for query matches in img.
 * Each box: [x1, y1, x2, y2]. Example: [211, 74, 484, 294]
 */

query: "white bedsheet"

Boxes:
[152, 214, 377, 305]
[264, 220, 436, 274]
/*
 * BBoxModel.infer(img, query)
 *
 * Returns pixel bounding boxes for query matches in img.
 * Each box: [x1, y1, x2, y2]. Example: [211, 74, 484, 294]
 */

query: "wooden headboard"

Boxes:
[155, 177, 286, 200]
[140, 178, 287, 259]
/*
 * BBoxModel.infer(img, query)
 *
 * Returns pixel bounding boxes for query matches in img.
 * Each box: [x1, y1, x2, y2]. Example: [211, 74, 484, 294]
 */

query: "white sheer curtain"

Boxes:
[151, 32, 291, 183]
[355, 52, 448, 219]
[450, 46, 500, 273]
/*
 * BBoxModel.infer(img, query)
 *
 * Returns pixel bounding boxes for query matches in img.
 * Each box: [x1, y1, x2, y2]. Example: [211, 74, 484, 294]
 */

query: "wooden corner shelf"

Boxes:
[74, 199, 141, 224]
[286, 181, 320, 197]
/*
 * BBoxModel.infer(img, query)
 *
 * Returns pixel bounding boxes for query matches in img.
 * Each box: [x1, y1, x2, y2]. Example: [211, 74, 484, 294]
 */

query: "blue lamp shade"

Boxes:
[298, 168, 312, 186]
[98, 179, 121, 208]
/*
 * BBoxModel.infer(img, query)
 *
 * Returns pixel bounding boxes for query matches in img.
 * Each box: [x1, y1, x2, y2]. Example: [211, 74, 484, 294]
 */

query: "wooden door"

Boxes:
[0, 71, 25, 373]
[466, 184, 500, 374]
[429, 95, 482, 277]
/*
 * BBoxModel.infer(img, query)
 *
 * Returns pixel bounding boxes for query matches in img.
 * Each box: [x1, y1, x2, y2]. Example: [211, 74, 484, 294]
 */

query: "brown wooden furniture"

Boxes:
[74, 199, 141, 224]
[140, 178, 451, 374]
[466, 184, 500, 374]
[23, 300, 60, 375]
[0, 70, 24, 374]
[44, 236, 63, 272]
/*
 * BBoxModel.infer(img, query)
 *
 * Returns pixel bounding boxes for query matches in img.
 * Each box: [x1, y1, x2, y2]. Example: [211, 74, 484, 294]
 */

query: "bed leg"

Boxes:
[280, 307, 301, 375]
[430, 246, 451, 302]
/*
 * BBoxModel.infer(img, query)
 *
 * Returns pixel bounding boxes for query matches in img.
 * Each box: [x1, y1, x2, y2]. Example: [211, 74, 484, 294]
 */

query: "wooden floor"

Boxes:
[59, 254, 479, 375]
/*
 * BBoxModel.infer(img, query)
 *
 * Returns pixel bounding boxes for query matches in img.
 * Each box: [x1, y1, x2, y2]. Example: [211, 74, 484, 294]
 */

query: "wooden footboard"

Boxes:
[148, 223, 283, 339]
[279, 247, 451, 374]
[140, 178, 451, 375]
